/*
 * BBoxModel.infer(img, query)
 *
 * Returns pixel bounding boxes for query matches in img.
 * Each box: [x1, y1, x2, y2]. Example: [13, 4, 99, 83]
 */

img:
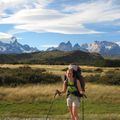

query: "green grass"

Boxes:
[0, 97, 119, 119]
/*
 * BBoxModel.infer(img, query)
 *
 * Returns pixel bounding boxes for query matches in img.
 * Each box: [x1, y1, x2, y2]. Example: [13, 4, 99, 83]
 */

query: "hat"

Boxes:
[68, 64, 78, 71]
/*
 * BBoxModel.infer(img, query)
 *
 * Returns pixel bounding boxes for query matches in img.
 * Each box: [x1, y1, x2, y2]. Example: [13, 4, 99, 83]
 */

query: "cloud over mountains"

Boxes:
[0, 0, 120, 37]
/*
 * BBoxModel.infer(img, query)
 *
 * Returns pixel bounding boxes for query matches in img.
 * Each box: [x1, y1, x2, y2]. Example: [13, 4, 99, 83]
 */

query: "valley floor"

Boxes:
[0, 64, 119, 120]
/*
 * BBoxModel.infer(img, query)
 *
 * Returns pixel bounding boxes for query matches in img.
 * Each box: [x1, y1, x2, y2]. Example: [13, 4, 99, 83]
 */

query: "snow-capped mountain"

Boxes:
[47, 41, 120, 56]
[0, 37, 38, 54]
[81, 41, 120, 56]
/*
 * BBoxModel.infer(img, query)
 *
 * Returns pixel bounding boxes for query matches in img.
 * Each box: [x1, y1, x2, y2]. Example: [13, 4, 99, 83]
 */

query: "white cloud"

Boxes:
[0, 32, 12, 39]
[63, 0, 120, 23]
[0, 32, 13, 43]
[0, 0, 53, 12]
[0, 8, 101, 34]
[0, 0, 120, 34]
[0, 8, 66, 24]
[14, 23, 100, 34]
[8, 29, 27, 35]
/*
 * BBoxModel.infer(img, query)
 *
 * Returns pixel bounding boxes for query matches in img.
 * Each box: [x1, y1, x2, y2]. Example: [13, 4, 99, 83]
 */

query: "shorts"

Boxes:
[67, 95, 80, 107]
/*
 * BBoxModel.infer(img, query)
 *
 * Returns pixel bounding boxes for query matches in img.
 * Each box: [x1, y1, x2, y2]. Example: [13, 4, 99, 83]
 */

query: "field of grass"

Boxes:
[0, 64, 120, 120]
[0, 64, 117, 76]
[0, 83, 120, 119]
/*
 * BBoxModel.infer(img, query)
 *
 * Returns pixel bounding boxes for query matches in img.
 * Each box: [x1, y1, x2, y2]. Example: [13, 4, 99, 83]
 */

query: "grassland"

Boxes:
[0, 64, 120, 120]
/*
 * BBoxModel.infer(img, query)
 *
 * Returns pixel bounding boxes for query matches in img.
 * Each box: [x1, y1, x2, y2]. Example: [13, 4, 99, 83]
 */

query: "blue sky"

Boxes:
[0, 0, 120, 50]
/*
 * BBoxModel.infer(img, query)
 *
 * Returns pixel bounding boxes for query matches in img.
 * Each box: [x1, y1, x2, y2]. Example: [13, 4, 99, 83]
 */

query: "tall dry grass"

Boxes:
[86, 83, 120, 104]
[0, 83, 120, 104]
[0, 83, 62, 102]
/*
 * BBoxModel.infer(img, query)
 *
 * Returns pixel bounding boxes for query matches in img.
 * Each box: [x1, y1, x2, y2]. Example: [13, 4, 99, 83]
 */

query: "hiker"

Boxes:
[57, 65, 85, 120]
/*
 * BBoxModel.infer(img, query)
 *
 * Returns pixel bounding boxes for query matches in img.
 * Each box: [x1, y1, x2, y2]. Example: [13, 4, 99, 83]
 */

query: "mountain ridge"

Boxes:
[47, 41, 120, 57]
[0, 37, 38, 54]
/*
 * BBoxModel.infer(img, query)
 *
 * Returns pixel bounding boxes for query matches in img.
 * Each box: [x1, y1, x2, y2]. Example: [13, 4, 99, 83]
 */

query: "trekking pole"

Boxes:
[46, 90, 60, 120]
[81, 94, 87, 120]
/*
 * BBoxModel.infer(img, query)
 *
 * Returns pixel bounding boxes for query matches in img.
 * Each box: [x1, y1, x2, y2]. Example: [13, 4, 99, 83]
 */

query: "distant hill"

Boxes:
[0, 37, 38, 54]
[0, 50, 104, 66]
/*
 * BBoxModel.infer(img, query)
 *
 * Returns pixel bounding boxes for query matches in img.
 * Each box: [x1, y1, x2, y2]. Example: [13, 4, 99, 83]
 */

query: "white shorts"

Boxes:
[67, 95, 80, 107]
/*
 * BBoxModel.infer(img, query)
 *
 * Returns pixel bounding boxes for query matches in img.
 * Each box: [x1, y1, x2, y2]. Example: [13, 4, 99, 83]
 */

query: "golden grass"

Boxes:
[0, 64, 66, 76]
[0, 83, 120, 104]
[0, 64, 119, 103]
[0, 64, 67, 69]
[0, 64, 118, 72]
[86, 83, 120, 104]
[1, 64, 119, 77]
[0, 83, 62, 102]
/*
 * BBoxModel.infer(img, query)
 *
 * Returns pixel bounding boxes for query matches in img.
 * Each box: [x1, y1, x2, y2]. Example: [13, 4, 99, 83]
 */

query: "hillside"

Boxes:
[0, 50, 104, 66]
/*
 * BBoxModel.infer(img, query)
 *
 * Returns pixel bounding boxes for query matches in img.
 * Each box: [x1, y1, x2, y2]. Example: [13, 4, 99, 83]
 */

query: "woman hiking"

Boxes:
[57, 64, 85, 120]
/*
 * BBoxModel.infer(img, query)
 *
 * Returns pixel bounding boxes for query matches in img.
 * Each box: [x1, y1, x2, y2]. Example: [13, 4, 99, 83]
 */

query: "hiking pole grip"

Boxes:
[55, 89, 61, 96]
[83, 94, 87, 98]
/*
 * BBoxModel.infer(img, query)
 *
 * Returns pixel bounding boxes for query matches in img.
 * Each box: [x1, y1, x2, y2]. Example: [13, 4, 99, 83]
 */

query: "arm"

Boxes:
[76, 79, 84, 95]
[60, 81, 67, 94]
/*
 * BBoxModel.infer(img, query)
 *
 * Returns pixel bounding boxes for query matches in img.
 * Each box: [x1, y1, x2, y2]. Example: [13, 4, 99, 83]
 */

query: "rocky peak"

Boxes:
[58, 41, 72, 51]
[0, 37, 39, 54]
[73, 43, 81, 51]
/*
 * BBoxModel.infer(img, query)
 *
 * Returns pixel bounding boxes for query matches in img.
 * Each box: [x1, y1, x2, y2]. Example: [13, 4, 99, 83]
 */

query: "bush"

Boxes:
[94, 68, 103, 72]
[85, 75, 100, 83]
[82, 69, 93, 73]
[0, 66, 61, 86]
[62, 68, 68, 71]
[104, 59, 120, 67]
[101, 71, 120, 85]
[85, 70, 120, 85]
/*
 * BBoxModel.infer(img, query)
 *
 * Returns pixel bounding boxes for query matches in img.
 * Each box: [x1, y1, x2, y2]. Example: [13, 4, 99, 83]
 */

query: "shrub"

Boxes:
[0, 67, 61, 86]
[104, 59, 120, 67]
[62, 68, 68, 71]
[94, 68, 103, 72]
[85, 75, 100, 83]
[85, 70, 120, 85]
[101, 71, 120, 85]
[82, 69, 93, 73]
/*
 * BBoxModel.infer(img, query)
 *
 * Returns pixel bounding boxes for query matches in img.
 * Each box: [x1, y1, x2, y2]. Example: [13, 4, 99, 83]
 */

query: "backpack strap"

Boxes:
[74, 79, 77, 88]
[64, 75, 68, 86]
[74, 79, 84, 97]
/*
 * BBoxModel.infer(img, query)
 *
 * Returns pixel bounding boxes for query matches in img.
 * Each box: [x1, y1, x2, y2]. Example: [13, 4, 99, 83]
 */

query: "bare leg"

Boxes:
[72, 106, 79, 120]
[68, 106, 75, 120]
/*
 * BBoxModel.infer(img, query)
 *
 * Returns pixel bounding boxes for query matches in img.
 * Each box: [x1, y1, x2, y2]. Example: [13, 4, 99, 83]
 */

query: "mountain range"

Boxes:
[0, 37, 38, 54]
[0, 38, 120, 66]
[47, 41, 120, 57]
[0, 36, 120, 58]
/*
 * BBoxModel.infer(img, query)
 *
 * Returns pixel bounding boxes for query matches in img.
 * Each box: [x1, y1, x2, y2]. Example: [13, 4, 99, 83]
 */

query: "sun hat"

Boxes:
[68, 64, 78, 71]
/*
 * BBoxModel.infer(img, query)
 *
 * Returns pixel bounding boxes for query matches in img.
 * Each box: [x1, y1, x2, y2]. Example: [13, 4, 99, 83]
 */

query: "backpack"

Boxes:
[64, 66, 85, 96]
[73, 66, 85, 92]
